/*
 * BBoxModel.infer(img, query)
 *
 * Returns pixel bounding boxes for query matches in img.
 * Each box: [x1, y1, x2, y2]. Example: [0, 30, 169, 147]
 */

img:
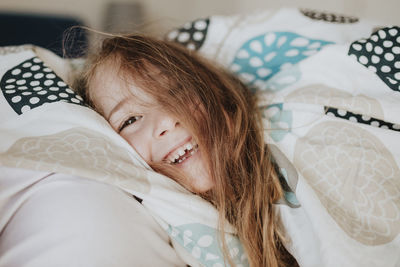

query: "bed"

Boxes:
[0, 8, 399, 267]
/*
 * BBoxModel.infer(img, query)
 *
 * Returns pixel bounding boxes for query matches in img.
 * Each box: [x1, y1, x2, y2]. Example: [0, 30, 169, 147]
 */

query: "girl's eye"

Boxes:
[119, 116, 142, 132]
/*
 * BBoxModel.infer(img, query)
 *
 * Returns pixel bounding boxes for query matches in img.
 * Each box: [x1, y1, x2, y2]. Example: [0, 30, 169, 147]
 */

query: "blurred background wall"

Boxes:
[1, 0, 399, 36]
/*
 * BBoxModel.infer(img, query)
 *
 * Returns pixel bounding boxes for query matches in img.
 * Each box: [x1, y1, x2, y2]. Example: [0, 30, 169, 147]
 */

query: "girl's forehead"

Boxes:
[88, 55, 175, 109]
[91, 62, 155, 104]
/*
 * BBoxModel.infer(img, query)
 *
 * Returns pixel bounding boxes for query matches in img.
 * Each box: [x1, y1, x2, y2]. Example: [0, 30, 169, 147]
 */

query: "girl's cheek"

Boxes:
[124, 132, 151, 163]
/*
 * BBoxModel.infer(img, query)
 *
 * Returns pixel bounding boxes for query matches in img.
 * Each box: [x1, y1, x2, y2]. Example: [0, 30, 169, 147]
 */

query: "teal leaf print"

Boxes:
[166, 223, 248, 267]
[230, 32, 333, 92]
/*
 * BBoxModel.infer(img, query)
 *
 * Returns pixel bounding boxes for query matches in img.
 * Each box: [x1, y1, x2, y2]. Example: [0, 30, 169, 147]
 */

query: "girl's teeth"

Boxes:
[166, 140, 199, 164]
[185, 143, 193, 150]
[178, 149, 185, 156]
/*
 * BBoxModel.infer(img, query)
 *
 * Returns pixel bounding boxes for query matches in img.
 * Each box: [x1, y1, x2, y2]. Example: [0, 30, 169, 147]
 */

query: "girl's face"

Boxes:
[89, 62, 214, 193]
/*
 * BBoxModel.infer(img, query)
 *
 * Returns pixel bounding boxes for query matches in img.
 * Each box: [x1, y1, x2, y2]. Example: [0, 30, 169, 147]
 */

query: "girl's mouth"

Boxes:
[166, 140, 199, 165]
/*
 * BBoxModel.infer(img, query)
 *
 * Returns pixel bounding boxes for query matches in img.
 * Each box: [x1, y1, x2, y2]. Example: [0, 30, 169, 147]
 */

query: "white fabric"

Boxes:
[0, 166, 186, 267]
[0, 46, 245, 267]
[183, 8, 400, 267]
[2, 7, 399, 267]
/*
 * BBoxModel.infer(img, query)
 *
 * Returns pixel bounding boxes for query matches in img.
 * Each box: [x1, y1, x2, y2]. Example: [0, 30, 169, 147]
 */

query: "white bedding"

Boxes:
[167, 7, 400, 267]
[0, 47, 245, 266]
[0, 166, 186, 267]
[1, 7, 399, 267]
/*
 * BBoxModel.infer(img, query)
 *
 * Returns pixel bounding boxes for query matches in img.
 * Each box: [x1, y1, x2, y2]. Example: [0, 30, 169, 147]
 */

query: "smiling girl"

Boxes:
[76, 34, 297, 267]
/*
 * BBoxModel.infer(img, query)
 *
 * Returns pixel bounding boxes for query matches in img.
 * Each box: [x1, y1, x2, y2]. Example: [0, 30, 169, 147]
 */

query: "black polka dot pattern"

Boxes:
[0, 57, 84, 115]
[325, 106, 400, 132]
[348, 27, 400, 92]
[300, 9, 359, 24]
[166, 18, 210, 51]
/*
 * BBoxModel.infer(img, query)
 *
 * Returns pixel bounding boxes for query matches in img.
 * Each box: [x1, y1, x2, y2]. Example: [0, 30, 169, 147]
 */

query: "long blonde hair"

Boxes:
[75, 34, 296, 267]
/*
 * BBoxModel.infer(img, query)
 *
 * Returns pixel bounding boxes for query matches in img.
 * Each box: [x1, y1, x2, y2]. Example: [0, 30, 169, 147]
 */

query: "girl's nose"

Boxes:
[153, 112, 179, 138]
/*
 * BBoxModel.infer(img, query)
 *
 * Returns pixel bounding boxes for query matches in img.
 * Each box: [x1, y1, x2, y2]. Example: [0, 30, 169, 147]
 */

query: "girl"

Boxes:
[75, 34, 298, 267]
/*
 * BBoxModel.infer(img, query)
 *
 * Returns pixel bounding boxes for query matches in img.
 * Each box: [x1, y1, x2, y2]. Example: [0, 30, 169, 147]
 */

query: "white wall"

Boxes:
[0, 0, 399, 35]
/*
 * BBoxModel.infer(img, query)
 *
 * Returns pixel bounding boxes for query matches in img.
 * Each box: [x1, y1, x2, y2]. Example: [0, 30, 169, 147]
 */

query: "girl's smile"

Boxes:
[88, 60, 214, 193]
[163, 137, 198, 164]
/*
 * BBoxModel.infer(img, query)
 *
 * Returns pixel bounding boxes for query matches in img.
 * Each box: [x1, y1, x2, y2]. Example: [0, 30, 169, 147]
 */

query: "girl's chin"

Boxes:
[175, 150, 214, 193]
[189, 179, 214, 193]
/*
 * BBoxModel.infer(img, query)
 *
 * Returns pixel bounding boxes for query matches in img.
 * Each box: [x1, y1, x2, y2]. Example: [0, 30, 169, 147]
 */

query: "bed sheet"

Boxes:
[167, 7, 400, 267]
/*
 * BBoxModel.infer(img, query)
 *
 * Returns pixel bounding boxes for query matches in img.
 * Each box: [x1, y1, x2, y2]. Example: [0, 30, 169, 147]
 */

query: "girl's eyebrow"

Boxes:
[107, 98, 131, 121]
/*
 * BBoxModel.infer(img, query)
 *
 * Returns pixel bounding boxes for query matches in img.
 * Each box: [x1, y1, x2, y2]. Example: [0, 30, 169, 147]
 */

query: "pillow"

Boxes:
[0, 45, 246, 267]
[0, 165, 187, 267]
[167, 8, 381, 89]
[0, 49, 83, 116]
[167, 8, 400, 267]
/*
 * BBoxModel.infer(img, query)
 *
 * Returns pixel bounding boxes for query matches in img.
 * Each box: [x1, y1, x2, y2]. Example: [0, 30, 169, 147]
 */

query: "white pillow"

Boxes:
[0, 45, 246, 267]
